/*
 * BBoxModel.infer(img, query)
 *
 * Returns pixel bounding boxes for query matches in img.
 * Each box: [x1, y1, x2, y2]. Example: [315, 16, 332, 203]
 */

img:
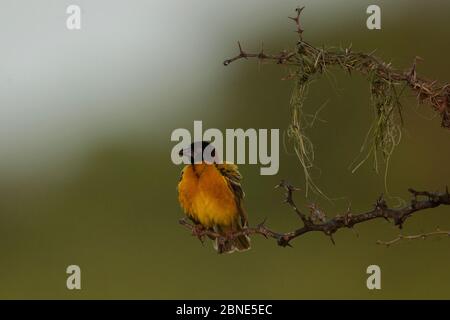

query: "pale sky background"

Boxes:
[0, 0, 359, 174]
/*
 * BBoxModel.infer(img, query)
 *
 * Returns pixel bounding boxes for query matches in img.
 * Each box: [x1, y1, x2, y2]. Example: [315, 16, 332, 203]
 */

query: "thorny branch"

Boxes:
[223, 6, 450, 128]
[180, 181, 450, 248]
[377, 228, 450, 247]
[223, 6, 450, 199]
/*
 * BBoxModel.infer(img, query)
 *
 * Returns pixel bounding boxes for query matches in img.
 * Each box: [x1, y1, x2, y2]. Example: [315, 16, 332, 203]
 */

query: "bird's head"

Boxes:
[179, 141, 217, 164]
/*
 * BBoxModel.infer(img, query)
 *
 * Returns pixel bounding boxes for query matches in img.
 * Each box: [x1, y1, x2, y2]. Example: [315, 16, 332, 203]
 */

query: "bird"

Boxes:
[177, 141, 251, 254]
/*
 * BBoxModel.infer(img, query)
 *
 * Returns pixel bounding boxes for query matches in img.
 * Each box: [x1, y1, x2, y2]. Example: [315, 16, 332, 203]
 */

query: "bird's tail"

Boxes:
[213, 225, 251, 254]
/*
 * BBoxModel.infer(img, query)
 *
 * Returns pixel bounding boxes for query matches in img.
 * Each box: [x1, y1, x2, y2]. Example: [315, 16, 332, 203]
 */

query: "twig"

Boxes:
[223, 41, 296, 66]
[377, 228, 450, 247]
[288, 6, 305, 38]
[180, 182, 450, 248]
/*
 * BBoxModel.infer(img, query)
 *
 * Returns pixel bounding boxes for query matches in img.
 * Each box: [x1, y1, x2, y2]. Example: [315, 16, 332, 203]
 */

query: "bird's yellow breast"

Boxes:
[178, 164, 238, 228]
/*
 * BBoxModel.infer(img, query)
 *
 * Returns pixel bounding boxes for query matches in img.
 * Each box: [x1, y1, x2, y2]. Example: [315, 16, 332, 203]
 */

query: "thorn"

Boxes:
[275, 180, 300, 192]
[346, 202, 352, 214]
[375, 194, 387, 209]
[329, 234, 336, 245]
[198, 236, 205, 246]
[237, 41, 243, 53]
[345, 46, 350, 55]
[408, 56, 423, 82]
[237, 41, 247, 59]
[296, 6, 305, 15]
[257, 217, 268, 228]
[344, 212, 353, 226]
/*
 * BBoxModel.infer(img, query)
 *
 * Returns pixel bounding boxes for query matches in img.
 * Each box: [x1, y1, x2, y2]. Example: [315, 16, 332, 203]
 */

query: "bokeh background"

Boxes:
[0, 0, 449, 299]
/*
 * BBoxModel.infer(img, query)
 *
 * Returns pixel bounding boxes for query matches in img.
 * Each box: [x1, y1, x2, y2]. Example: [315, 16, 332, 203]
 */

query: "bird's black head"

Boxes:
[179, 141, 216, 164]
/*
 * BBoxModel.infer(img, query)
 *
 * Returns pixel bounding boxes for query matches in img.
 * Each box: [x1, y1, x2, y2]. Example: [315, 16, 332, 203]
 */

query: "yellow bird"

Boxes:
[177, 141, 250, 254]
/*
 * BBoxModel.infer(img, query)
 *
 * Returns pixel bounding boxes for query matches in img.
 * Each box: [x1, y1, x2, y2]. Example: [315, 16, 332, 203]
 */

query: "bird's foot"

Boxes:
[191, 224, 206, 244]
[223, 230, 237, 241]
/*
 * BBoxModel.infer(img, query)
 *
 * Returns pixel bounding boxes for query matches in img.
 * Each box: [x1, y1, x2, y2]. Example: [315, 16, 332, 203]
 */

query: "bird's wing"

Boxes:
[216, 163, 248, 227]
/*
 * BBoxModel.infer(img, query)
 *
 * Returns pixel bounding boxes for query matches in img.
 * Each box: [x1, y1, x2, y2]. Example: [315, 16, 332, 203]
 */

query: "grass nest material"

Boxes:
[224, 7, 450, 198]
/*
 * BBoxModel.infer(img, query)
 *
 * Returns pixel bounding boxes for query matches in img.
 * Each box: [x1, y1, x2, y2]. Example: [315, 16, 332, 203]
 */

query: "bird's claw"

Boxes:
[191, 224, 206, 243]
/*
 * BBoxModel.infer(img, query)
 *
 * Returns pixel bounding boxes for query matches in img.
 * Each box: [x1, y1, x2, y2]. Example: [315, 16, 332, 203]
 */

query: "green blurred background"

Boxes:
[0, 0, 449, 299]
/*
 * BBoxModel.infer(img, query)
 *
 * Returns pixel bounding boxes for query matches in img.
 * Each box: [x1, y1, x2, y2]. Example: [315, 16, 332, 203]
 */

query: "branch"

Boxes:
[223, 41, 296, 66]
[223, 6, 450, 129]
[288, 6, 305, 38]
[377, 228, 450, 247]
[180, 181, 450, 248]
